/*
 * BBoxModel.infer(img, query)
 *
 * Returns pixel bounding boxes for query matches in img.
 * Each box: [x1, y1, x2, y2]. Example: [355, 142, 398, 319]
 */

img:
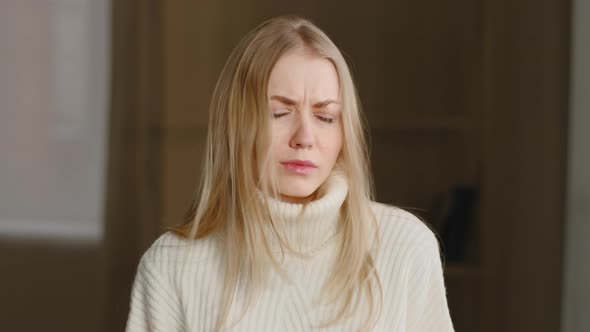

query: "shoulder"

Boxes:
[370, 201, 439, 243]
[136, 231, 224, 283]
[369, 201, 442, 266]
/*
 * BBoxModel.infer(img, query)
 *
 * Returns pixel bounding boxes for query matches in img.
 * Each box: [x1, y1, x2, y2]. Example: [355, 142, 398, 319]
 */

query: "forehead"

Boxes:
[267, 50, 340, 101]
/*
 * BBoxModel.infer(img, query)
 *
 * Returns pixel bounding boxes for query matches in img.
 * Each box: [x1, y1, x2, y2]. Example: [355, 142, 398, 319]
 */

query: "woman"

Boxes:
[126, 16, 455, 332]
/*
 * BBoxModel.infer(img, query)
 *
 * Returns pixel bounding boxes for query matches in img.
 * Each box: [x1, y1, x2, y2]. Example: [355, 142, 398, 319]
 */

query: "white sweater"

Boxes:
[126, 174, 455, 331]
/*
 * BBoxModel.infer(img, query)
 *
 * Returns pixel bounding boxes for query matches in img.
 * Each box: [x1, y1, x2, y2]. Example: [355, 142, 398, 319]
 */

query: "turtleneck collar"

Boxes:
[260, 171, 349, 254]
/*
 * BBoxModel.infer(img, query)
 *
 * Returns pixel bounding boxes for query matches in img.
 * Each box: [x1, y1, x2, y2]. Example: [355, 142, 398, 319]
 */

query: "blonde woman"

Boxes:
[126, 16, 455, 332]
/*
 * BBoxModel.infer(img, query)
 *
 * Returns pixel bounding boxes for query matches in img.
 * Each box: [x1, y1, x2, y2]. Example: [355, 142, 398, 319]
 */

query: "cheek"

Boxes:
[270, 125, 288, 153]
[320, 132, 343, 160]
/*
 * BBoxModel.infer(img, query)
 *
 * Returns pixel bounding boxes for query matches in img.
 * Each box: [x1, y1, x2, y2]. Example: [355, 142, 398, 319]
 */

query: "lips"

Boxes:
[281, 160, 317, 175]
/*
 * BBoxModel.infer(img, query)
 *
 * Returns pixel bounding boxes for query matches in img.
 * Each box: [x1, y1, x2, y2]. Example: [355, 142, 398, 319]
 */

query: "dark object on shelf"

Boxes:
[440, 186, 479, 262]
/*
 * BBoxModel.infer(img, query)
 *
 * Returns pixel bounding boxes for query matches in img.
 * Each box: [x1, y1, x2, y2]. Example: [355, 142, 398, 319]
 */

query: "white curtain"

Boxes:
[0, 0, 110, 241]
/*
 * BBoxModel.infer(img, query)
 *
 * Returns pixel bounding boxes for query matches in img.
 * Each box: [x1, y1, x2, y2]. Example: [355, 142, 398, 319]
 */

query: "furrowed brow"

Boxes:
[270, 95, 340, 109]
[269, 95, 297, 105]
[313, 100, 340, 108]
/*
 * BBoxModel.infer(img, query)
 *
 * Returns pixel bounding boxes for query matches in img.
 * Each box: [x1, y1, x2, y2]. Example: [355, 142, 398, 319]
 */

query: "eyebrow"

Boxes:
[270, 95, 340, 108]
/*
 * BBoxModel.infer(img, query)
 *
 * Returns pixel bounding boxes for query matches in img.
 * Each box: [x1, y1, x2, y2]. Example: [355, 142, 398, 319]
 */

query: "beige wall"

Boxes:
[561, 0, 590, 330]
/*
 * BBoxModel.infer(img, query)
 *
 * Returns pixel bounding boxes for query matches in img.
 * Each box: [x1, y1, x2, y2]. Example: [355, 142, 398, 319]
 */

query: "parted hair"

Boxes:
[172, 15, 382, 331]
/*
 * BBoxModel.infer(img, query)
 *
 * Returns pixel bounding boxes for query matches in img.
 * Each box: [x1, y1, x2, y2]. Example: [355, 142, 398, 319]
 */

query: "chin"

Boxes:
[279, 187, 315, 199]
[278, 179, 319, 199]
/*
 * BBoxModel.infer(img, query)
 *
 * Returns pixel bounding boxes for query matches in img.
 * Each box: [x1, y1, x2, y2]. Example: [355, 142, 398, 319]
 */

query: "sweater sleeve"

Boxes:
[406, 227, 455, 332]
[125, 254, 184, 332]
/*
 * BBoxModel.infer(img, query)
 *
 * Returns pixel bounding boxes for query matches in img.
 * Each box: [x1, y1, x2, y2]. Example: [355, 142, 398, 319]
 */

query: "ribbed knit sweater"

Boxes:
[125, 173, 455, 331]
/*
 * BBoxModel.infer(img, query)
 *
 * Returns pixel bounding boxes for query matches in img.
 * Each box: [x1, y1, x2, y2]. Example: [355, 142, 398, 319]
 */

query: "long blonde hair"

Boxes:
[172, 15, 382, 331]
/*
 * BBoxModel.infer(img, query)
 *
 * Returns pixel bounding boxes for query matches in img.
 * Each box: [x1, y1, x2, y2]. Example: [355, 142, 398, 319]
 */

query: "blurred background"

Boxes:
[0, 0, 587, 331]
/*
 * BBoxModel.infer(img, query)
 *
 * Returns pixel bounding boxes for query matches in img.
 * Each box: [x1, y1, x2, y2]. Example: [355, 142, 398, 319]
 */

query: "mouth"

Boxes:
[280, 160, 317, 175]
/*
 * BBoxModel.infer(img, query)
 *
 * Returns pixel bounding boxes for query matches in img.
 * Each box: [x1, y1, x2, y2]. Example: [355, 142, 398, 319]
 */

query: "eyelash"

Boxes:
[272, 112, 334, 124]
[317, 116, 334, 124]
[271, 112, 287, 120]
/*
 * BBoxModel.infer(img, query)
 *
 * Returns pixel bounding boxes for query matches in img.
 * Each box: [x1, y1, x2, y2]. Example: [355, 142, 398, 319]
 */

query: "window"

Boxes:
[0, 0, 110, 242]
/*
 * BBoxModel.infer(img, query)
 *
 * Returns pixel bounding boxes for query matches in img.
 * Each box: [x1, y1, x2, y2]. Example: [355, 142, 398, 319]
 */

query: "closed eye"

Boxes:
[272, 109, 290, 118]
[316, 115, 334, 124]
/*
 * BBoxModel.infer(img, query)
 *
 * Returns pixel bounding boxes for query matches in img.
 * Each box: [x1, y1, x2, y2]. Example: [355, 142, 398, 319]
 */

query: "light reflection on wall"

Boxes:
[0, 0, 110, 241]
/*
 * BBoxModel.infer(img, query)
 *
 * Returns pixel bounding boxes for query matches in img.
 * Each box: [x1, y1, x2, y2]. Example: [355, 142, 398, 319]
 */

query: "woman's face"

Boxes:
[267, 50, 343, 203]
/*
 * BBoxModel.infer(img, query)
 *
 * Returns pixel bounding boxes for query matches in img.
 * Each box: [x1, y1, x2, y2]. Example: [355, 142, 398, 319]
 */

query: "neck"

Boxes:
[261, 171, 349, 254]
[279, 190, 319, 204]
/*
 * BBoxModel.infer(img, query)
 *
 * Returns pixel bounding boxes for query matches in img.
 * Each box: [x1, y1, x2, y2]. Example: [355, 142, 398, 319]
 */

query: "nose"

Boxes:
[289, 113, 315, 149]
